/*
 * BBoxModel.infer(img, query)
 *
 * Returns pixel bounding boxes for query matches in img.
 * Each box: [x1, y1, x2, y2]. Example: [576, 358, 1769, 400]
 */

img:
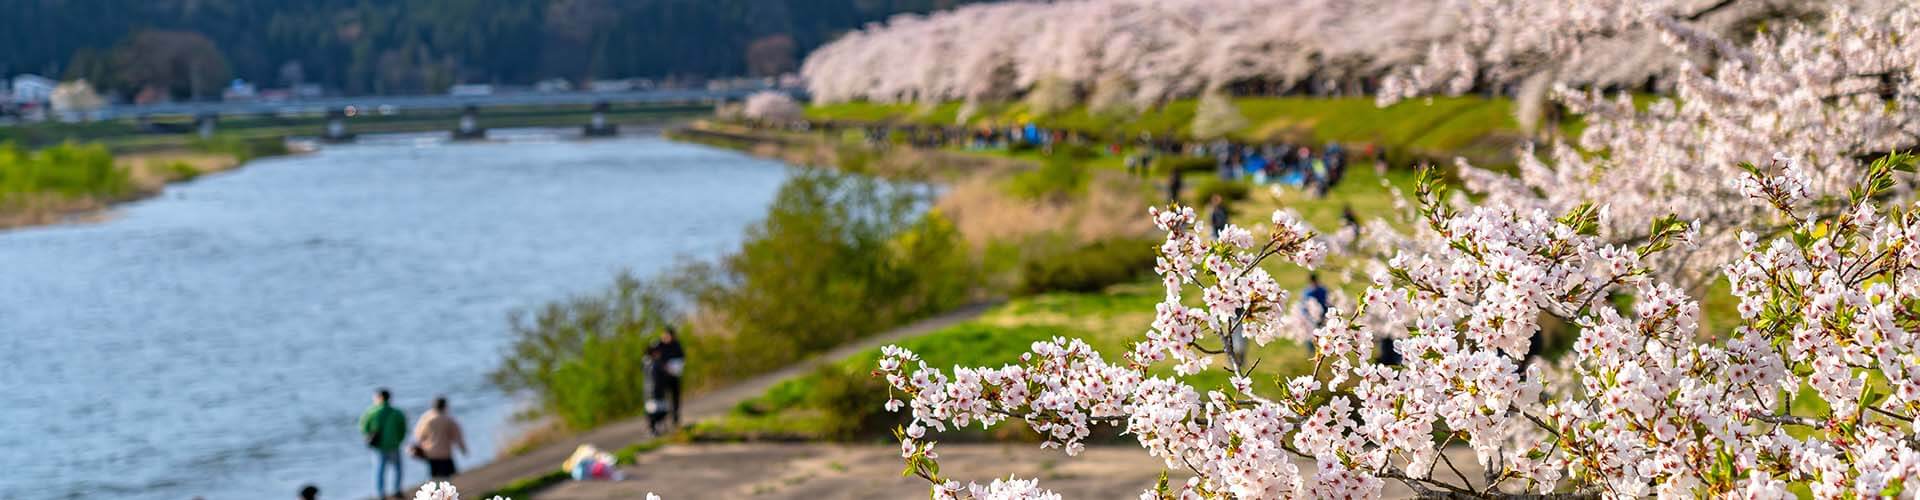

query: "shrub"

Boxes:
[1017, 236, 1160, 295]
[805, 364, 897, 441]
[490, 273, 676, 430]
[1190, 177, 1250, 203]
[494, 170, 978, 432]
[0, 142, 130, 202]
[671, 169, 976, 387]
[1153, 155, 1216, 174]
[163, 161, 203, 182]
[1005, 155, 1088, 201]
[191, 135, 287, 162]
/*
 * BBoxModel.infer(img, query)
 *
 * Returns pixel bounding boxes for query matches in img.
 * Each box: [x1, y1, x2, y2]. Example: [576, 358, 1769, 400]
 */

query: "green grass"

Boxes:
[695, 282, 1327, 442]
[0, 142, 131, 203]
[1, 103, 711, 152]
[806, 96, 1532, 167]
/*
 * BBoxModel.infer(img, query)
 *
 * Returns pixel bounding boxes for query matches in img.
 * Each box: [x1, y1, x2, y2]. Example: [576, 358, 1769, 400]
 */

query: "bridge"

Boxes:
[94, 88, 796, 120]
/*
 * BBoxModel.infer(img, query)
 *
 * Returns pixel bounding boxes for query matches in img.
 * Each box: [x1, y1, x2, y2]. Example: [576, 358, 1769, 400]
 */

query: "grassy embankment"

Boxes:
[805, 95, 1563, 169]
[490, 120, 1164, 461]
[0, 141, 271, 229]
[688, 157, 1423, 443]
[0, 103, 711, 152]
[0, 103, 707, 231]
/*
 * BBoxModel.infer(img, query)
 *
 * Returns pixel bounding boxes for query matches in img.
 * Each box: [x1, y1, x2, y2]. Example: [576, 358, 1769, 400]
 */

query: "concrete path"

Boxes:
[534, 442, 1481, 499]
[449, 303, 998, 496]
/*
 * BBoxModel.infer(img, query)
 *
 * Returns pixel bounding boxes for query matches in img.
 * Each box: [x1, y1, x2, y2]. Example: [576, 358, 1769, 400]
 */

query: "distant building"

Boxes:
[257, 89, 294, 102]
[11, 74, 55, 104]
[222, 79, 258, 101]
[535, 78, 573, 93]
[587, 79, 634, 93]
[448, 84, 494, 97]
[292, 83, 324, 99]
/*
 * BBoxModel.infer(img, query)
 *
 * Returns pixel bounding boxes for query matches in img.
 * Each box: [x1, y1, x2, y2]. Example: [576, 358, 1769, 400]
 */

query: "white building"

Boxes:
[222, 79, 258, 101]
[11, 74, 55, 104]
[448, 83, 494, 97]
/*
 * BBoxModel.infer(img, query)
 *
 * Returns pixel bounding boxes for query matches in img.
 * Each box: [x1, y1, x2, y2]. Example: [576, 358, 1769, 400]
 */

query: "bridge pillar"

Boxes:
[583, 101, 618, 137]
[452, 105, 487, 141]
[195, 113, 218, 139]
[323, 108, 357, 143]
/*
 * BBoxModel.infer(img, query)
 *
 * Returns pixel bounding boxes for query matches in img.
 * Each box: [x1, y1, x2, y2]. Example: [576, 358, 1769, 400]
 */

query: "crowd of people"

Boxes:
[820, 120, 1385, 203]
[1195, 140, 1366, 197]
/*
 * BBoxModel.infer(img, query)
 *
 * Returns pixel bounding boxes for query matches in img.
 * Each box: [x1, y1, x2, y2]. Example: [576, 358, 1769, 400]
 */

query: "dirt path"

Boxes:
[535, 442, 1481, 499]
[448, 303, 999, 495]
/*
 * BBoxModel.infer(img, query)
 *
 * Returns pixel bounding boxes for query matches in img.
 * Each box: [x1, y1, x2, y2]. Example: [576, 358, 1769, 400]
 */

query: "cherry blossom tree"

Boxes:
[741, 91, 804, 125]
[854, 3, 1920, 497]
[1398, 1, 1919, 285]
[1189, 90, 1247, 140]
[798, 0, 1828, 109]
[882, 153, 1920, 498]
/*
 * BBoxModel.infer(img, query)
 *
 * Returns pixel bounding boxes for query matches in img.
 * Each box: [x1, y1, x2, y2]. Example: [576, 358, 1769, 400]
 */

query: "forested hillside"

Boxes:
[0, 0, 985, 97]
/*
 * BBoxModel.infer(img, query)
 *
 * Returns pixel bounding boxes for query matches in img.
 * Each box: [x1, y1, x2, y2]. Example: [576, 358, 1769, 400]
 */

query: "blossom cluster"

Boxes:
[884, 152, 1920, 498]
[740, 91, 803, 124]
[1404, 1, 1918, 285]
[844, 1, 1920, 498]
[411, 482, 509, 500]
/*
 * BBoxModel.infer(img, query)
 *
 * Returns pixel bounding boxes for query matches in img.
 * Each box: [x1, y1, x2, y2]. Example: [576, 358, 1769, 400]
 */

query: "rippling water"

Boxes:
[0, 133, 793, 499]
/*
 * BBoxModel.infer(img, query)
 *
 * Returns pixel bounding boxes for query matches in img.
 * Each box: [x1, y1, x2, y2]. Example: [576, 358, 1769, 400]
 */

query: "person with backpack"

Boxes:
[359, 388, 408, 499]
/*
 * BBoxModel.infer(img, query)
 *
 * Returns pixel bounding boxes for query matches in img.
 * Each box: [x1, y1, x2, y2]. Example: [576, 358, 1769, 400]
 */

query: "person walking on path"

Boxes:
[412, 396, 468, 479]
[651, 327, 687, 428]
[359, 388, 408, 499]
[1208, 194, 1230, 240]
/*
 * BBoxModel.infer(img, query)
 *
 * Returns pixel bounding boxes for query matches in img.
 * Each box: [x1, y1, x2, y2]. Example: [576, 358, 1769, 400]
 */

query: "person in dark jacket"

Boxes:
[1208, 194, 1230, 239]
[650, 327, 687, 428]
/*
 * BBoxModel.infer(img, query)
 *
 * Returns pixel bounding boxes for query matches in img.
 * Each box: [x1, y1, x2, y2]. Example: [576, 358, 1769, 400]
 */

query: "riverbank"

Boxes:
[469, 121, 1168, 495]
[0, 137, 808, 500]
[803, 95, 1553, 169]
[0, 146, 251, 231]
[0, 105, 705, 233]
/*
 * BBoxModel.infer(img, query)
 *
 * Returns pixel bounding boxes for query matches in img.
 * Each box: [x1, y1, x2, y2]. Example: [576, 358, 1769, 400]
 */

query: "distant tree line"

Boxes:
[1, 0, 987, 99]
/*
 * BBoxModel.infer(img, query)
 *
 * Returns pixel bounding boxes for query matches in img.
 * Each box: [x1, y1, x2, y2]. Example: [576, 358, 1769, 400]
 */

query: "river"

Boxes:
[0, 132, 794, 499]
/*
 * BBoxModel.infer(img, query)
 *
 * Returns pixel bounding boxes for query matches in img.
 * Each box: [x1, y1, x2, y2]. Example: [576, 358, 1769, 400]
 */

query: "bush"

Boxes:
[163, 161, 203, 182]
[672, 169, 976, 387]
[1053, 143, 1099, 160]
[1017, 236, 1160, 295]
[490, 273, 676, 430]
[495, 170, 979, 433]
[1153, 155, 1216, 174]
[191, 135, 288, 162]
[0, 142, 130, 202]
[1191, 177, 1251, 203]
[805, 364, 897, 441]
[1006, 155, 1088, 201]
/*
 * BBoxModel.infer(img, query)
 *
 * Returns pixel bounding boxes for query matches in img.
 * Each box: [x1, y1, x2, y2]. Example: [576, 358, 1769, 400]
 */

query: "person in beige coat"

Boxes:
[411, 396, 468, 479]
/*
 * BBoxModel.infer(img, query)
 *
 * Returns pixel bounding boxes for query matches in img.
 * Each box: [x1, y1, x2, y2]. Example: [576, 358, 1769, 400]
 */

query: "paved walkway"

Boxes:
[448, 303, 998, 496]
[534, 442, 1479, 499]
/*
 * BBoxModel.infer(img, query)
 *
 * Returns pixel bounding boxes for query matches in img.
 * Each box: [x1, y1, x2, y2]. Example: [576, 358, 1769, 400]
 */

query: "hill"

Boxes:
[2, 0, 989, 97]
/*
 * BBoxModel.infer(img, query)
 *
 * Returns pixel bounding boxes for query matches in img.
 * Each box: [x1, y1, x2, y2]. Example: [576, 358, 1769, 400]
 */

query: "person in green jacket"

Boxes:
[359, 388, 408, 499]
